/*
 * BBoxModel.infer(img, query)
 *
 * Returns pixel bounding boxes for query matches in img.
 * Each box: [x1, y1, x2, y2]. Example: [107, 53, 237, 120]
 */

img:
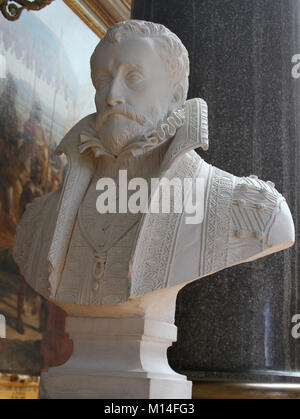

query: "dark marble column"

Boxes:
[132, 0, 300, 382]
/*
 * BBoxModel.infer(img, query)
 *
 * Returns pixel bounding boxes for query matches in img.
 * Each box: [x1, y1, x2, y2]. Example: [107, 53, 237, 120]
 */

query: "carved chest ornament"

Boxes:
[77, 202, 139, 292]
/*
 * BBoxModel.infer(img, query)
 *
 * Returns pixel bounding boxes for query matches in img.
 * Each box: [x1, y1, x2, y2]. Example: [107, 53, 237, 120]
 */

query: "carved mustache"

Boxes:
[95, 105, 152, 131]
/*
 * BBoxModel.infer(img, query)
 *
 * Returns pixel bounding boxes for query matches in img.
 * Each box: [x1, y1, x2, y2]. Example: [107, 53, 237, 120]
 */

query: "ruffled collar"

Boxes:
[78, 107, 185, 161]
[56, 98, 209, 172]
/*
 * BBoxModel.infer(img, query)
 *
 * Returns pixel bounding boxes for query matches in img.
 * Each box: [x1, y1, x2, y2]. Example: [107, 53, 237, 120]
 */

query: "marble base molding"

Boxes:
[39, 316, 192, 399]
[192, 381, 300, 399]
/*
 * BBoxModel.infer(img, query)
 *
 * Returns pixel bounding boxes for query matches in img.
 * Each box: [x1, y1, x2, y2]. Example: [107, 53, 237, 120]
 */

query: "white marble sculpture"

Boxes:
[14, 20, 295, 399]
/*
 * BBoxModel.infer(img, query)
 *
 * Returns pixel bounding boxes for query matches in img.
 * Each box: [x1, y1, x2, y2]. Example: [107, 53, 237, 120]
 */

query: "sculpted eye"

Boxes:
[126, 71, 144, 83]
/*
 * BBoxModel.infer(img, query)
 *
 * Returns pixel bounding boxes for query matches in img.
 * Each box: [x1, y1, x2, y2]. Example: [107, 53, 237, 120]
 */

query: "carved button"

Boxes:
[259, 187, 268, 195]
[234, 230, 243, 239]
[236, 199, 246, 208]
[255, 203, 265, 212]
[249, 174, 258, 180]
[267, 180, 275, 188]
[240, 183, 248, 192]
[253, 231, 263, 241]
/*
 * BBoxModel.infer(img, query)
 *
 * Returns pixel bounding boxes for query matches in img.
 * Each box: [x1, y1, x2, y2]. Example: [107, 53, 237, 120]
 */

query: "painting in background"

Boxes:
[0, 1, 99, 374]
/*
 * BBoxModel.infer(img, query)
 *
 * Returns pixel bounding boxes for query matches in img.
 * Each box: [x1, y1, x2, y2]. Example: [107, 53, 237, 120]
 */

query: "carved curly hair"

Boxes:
[91, 20, 190, 106]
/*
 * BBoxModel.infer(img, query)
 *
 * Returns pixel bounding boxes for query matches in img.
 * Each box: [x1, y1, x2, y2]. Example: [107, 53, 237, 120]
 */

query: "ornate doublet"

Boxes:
[14, 98, 294, 305]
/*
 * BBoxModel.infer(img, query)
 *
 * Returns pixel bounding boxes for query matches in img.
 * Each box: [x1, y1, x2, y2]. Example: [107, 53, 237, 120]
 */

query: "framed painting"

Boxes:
[0, 0, 101, 375]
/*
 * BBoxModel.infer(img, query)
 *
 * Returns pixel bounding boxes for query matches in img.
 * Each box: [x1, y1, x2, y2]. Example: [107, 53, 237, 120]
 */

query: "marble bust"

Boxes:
[13, 19, 295, 399]
[14, 20, 294, 317]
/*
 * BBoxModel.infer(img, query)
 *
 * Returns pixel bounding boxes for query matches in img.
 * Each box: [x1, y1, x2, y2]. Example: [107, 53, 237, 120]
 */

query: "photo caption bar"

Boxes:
[103, 402, 196, 416]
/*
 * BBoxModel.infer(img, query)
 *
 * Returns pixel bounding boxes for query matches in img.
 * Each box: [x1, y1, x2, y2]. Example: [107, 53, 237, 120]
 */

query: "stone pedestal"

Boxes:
[39, 316, 192, 399]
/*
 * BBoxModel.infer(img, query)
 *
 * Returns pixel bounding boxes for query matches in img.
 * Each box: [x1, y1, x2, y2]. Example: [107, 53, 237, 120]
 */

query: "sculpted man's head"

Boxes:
[90, 20, 190, 157]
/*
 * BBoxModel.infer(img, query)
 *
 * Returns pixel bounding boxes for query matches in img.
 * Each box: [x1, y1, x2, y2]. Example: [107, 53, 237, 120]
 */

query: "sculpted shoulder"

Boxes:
[267, 197, 295, 251]
[230, 173, 295, 262]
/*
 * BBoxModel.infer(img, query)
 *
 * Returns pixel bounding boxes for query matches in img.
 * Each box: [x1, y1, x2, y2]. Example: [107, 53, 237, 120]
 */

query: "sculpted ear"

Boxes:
[169, 83, 184, 112]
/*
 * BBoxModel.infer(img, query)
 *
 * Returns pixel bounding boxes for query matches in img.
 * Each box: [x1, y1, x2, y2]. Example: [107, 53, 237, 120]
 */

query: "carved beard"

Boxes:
[95, 104, 164, 157]
[78, 106, 186, 160]
[97, 119, 147, 156]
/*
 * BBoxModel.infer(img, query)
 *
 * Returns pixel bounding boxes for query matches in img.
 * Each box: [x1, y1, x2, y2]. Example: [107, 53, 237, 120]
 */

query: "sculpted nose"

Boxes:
[106, 78, 125, 107]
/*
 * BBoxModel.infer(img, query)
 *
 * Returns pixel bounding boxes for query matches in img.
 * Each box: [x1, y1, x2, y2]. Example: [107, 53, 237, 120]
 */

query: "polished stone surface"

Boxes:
[132, 0, 300, 380]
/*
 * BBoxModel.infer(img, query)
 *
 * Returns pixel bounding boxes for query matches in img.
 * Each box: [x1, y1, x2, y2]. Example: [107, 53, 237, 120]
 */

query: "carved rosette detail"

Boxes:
[0, 0, 54, 21]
